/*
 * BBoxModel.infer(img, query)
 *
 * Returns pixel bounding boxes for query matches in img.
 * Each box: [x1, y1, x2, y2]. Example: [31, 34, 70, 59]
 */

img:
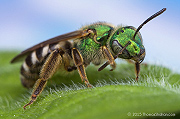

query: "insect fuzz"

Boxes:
[20, 41, 75, 88]
[10, 8, 166, 109]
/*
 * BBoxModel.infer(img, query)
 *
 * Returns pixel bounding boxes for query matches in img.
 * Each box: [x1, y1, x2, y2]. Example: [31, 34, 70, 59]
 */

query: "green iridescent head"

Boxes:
[108, 8, 166, 63]
[108, 26, 145, 63]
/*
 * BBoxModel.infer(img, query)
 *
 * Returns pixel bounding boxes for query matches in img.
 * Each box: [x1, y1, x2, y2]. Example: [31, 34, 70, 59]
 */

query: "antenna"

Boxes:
[133, 8, 166, 39]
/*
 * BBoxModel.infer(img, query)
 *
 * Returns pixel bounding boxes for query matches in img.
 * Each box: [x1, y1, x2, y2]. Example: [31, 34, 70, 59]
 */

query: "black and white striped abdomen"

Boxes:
[20, 41, 72, 88]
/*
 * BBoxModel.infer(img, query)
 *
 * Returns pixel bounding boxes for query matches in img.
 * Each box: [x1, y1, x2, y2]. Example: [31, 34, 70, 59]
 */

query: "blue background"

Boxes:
[0, 0, 180, 72]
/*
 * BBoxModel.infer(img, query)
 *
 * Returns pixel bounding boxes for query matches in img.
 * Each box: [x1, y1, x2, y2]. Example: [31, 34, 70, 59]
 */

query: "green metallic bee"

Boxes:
[11, 8, 166, 109]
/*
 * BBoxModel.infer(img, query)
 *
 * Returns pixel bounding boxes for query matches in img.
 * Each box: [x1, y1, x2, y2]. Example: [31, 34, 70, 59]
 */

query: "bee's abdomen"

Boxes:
[20, 41, 73, 88]
[20, 44, 56, 88]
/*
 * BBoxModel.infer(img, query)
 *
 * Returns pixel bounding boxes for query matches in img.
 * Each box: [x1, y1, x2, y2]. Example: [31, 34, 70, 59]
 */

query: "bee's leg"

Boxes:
[87, 29, 100, 44]
[127, 60, 141, 81]
[23, 48, 64, 109]
[135, 62, 140, 81]
[61, 52, 71, 71]
[98, 46, 116, 71]
[126, 59, 147, 67]
[71, 48, 92, 87]
[61, 52, 77, 72]
[98, 42, 131, 71]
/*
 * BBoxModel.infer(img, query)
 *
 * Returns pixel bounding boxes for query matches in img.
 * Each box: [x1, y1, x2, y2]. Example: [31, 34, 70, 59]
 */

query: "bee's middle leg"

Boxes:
[71, 48, 92, 87]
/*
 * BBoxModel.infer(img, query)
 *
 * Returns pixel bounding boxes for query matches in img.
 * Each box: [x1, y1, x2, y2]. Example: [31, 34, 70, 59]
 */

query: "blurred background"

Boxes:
[0, 0, 180, 72]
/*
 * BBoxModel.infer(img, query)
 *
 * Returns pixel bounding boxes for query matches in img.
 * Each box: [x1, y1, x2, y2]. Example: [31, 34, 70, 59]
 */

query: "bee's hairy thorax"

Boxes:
[74, 23, 115, 66]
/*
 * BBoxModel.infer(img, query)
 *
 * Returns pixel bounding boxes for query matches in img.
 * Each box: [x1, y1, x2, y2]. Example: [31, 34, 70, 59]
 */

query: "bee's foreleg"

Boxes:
[72, 48, 92, 87]
[135, 62, 140, 81]
[126, 60, 140, 81]
[99, 46, 116, 71]
[98, 42, 131, 72]
[23, 48, 64, 109]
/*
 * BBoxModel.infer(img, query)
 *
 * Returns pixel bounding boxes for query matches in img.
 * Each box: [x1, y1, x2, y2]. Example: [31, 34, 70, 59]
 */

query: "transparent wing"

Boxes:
[11, 30, 86, 63]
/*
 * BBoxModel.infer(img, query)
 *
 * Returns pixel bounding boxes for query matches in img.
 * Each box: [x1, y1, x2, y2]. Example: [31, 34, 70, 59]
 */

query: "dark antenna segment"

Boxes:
[133, 8, 166, 39]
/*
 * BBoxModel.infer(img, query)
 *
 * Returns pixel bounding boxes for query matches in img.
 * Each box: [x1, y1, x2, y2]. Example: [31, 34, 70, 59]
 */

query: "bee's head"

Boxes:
[108, 8, 166, 63]
[108, 26, 145, 63]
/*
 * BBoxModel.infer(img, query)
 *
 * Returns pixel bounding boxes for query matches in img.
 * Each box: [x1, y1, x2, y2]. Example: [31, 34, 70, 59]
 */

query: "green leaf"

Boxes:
[0, 51, 180, 119]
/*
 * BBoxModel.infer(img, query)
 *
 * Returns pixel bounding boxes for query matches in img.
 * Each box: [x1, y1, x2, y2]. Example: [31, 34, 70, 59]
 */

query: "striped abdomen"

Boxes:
[20, 41, 72, 88]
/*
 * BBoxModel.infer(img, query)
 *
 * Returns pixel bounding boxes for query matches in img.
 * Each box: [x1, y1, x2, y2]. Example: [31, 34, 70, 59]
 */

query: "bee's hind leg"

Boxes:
[23, 48, 65, 109]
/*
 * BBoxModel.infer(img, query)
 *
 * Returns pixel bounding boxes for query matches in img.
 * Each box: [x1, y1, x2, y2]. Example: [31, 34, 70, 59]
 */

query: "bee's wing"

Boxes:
[11, 30, 85, 63]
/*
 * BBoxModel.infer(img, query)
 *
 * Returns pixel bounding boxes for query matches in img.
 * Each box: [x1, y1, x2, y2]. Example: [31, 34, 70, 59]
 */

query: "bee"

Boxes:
[11, 8, 166, 109]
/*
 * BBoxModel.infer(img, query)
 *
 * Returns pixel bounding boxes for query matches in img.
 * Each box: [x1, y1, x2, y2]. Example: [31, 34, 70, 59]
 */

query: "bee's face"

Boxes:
[109, 26, 145, 63]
